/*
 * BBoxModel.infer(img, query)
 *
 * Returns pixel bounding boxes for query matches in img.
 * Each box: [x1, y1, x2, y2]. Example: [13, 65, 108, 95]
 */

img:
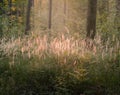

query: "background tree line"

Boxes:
[0, 0, 120, 40]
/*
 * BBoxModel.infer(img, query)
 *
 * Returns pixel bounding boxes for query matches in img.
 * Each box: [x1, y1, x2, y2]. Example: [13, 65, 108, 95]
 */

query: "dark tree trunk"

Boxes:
[86, 0, 98, 39]
[0, 16, 3, 37]
[8, 0, 12, 15]
[25, 0, 32, 34]
[48, 0, 52, 29]
[0, 0, 4, 37]
[0, 0, 5, 15]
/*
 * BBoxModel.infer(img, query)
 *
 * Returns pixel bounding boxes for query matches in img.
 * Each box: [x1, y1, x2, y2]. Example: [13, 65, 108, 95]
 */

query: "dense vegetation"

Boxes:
[0, 0, 120, 95]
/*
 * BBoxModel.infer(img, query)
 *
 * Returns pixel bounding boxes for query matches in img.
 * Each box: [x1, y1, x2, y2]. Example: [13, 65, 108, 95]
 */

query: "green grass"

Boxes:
[0, 34, 120, 95]
[0, 53, 120, 95]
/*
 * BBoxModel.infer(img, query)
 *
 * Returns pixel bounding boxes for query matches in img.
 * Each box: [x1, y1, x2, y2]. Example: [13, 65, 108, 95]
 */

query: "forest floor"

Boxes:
[0, 33, 120, 95]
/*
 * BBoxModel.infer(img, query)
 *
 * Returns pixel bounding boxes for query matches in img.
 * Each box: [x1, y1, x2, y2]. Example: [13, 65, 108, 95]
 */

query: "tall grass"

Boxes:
[1, 32, 119, 60]
[0, 32, 120, 95]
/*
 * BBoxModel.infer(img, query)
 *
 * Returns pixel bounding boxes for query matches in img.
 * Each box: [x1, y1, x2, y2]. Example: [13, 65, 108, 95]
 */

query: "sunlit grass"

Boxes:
[0, 32, 120, 95]
[0, 32, 119, 65]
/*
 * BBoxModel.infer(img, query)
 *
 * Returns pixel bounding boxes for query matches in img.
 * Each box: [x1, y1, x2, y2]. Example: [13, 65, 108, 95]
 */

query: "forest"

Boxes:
[0, 0, 120, 95]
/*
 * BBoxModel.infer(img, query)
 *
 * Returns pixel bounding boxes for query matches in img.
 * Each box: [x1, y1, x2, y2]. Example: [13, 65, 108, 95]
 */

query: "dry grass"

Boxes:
[0, 32, 119, 65]
[0, 32, 120, 95]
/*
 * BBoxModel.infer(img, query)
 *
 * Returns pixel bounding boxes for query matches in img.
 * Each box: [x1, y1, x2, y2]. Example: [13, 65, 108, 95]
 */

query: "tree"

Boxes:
[48, 0, 52, 29]
[115, 0, 120, 31]
[86, 0, 98, 39]
[8, 0, 12, 15]
[0, 0, 4, 37]
[25, 0, 32, 34]
[0, 14, 3, 37]
[0, 0, 5, 15]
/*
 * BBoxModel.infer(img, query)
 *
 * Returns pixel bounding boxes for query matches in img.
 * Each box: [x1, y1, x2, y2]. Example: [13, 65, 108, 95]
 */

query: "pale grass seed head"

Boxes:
[0, 34, 119, 64]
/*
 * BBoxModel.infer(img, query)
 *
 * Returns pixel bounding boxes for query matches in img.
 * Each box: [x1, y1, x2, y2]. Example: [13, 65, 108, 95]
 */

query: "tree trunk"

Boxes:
[86, 0, 98, 39]
[0, 17, 3, 37]
[25, 0, 32, 34]
[0, 0, 5, 15]
[8, 0, 12, 15]
[48, 0, 52, 29]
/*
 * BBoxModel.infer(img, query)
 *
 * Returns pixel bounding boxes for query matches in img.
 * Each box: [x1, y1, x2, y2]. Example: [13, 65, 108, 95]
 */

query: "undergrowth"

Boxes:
[0, 33, 120, 95]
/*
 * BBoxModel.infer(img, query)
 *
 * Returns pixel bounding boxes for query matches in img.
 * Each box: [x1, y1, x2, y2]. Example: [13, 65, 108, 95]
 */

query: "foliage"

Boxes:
[0, 0, 120, 95]
[0, 33, 120, 95]
[0, 0, 26, 38]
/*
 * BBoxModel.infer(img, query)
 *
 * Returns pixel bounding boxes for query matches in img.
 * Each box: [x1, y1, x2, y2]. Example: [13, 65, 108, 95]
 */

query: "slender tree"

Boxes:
[48, 0, 52, 29]
[8, 0, 12, 15]
[86, 0, 98, 39]
[0, 13, 3, 37]
[25, 0, 32, 34]
[0, 0, 4, 37]
[0, 0, 5, 15]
